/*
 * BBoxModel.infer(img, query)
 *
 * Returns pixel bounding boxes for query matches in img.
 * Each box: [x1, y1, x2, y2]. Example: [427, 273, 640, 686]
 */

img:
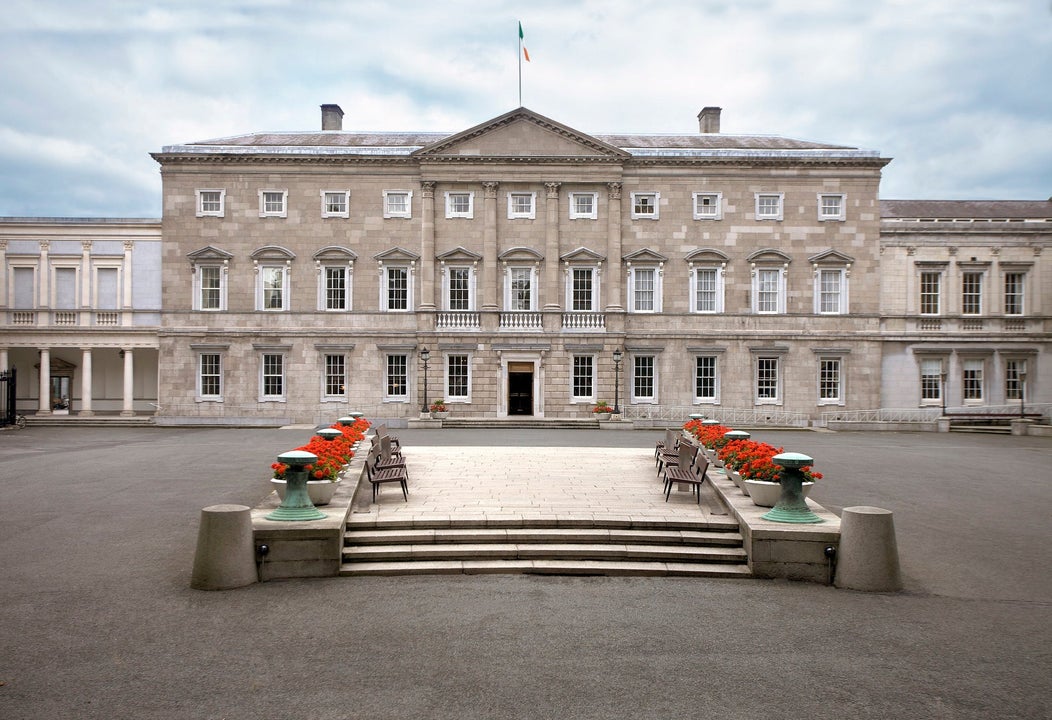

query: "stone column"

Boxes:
[121, 348, 135, 417]
[606, 183, 624, 310]
[0, 239, 8, 313]
[543, 182, 562, 310]
[419, 181, 437, 311]
[481, 182, 500, 311]
[38, 348, 51, 415]
[80, 240, 92, 310]
[0, 348, 8, 373]
[122, 240, 134, 325]
[79, 348, 94, 416]
[38, 241, 50, 326]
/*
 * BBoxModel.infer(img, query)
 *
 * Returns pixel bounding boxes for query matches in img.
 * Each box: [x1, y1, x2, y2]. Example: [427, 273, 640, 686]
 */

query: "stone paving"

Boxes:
[352, 445, 728, 525]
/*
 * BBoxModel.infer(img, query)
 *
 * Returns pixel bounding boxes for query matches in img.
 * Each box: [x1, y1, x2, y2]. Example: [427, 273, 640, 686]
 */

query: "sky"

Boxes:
[2, 0, 1051, 219]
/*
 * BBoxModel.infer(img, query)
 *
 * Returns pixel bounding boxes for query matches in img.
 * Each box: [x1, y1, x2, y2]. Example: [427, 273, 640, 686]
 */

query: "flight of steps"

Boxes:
[341, 517, 752, 578]
[437, 417, 602, 430]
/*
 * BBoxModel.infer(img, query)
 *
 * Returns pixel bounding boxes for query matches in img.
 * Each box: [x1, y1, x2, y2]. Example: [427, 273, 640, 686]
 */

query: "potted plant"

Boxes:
[429, 399, 450, 419]
[592, 401, 612, 420]
[270, 424, 359, 505]
[740, 455, 821, 507]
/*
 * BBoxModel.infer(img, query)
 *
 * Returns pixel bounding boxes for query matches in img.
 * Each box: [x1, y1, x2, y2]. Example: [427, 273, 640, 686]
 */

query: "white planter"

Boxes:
[743, 479, 814, 508]
[594, 413, 611, 421]
[271, 478, 341, 506]
[431, 411, 450, 419]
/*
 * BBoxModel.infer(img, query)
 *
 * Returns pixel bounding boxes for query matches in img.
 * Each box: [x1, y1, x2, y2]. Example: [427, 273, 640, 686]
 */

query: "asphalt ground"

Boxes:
[0, 426, 1049, 719]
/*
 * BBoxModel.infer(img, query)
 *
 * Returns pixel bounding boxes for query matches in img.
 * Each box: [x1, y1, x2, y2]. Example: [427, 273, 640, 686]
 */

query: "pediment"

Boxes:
[499, 246, 544, 263]
[622, 248, 668, 264]
[187, 245, 234, 262]
[250, 245, 296, 261]
[313, 246, 358, 263]
[807, 249, 855, 265]
[747, 248, 792, 264]
[414, 107, 630, 160]
[374, 247, 421, 263]
[685, 248, 729, 264]
[561, 247, 606, 264]
[436, 246, 483, 263]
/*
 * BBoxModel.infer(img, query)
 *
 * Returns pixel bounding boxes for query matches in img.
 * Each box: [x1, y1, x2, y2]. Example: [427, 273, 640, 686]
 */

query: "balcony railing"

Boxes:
[499, 312, 543, 330]
[562, 312, 606, 331]
[621, 404, 810, 427]
[54, 311, 78, 325]
[11, 311, 36, 325]
[436, 311, 480, 331]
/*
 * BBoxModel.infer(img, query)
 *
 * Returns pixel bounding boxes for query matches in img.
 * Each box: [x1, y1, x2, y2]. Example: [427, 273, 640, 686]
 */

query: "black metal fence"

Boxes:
[1, 369, 16, 427]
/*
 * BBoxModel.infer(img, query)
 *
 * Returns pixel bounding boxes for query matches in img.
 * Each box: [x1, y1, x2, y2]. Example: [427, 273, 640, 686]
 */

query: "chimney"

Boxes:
[321, 104, 344, 131]
[698, 106, 722, 133]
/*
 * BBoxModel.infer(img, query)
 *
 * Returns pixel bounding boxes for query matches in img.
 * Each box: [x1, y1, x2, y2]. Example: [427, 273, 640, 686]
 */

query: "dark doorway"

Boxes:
[508, 365, 534, 415]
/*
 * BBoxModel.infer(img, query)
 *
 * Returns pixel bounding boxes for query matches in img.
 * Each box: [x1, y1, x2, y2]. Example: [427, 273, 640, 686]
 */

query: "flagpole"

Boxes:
[518, 22, 522, 107]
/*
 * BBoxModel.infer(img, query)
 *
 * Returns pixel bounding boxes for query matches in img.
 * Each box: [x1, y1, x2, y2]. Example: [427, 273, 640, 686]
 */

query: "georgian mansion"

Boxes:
[1, 106, 1049, 427]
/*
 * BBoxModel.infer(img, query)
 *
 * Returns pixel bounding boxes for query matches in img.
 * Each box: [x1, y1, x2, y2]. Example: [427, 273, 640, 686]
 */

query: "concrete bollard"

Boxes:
[835, 506, 903, 592]
[190, 504, 257, 590]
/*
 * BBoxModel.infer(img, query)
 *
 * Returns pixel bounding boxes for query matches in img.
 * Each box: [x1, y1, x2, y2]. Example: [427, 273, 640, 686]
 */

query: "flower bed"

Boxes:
[682, 419, 822, 483]
[271, 417, 371, 481]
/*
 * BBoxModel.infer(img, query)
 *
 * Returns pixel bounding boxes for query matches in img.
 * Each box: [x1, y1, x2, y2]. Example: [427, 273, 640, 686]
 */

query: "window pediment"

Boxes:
[313, 246, 358, 263]
[747, 248, 792, 264]
[808, 249, 855, 265]
[437, 246, 483, 263]
[622, 248, 668, 264]
[374, 247, 421, 263]
[499, 246, 544, 263]
[685, 248, 729, 265]
[560, 247, 605, 264]
[187, 246, 234, 262]
[250, 245, 296, 261]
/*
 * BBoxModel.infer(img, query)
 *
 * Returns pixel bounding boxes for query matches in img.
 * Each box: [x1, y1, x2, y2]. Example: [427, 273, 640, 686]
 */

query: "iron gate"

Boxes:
[0, 368, 15, 427]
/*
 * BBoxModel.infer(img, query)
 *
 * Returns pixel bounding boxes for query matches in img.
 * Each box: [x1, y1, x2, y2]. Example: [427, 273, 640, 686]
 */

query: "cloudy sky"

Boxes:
[2, 0, 1050, 218]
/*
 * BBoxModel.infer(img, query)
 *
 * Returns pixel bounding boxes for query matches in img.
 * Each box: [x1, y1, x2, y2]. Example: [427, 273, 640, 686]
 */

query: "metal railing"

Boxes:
[621, 405, 810, 427]
[820, 408, 942, 424]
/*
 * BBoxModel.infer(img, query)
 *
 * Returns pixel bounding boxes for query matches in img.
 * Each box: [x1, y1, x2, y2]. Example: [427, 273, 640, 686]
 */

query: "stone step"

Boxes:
[347, 527, 745, 547]
[342, 542, 748, 564]
[339, 559, 755, 578]
[438, 417, 600, 430]
[949, 425, 1012, 434]
[346, 516, 741, 533]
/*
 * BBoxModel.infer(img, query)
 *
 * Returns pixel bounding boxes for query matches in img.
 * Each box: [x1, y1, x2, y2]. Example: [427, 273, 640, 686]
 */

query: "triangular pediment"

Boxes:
[374, 247, 421, 263]
[808, 249, 855, 265]
[436, 247, 483, 263]
[414, 108, 630, 160]
[187, 245, 233, 262]
[623, 248, 669, 264]
[561, 247, 606, 264]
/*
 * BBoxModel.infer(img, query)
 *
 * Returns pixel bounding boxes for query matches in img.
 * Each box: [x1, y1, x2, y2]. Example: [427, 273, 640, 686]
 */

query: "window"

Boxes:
[962, 272, 983, 315]
[323, 354, 346, 398]
[695, 356, 718, 403]
[754, 268, 784, 314]
[1005, 359, 1027, 401]
[446, 354, 470, 400]
[383, 190, 412, 219]
[258, 266, 288, 311]
[569, 192, 598, 220]
[756, 357, 781, 404]
[196, 189, 225, 217]
[628, 267, 659, 312]
[446, 266, 472, 311]
[261, 353, 285, 400]
[632, 355, 656, 402]
[755, 193, 784, 221]
[818, 194, 845, 221]
[691, 267, 724, 313]
[198, 266, 223, 311]
[321, 190, 349, 218]
[1004, 272, 1025, 315]
[322, 266, 349, 311]
[385, 266, 410, 311]
[920, 272, 942, 315]
[816, 269, 845, 314]
[693, 192, 722, 220]
[631, 193, 659, 220]
[198, 353, 222, 400]
[445, 191, 474, 219]
[570, 267, 596, 311]
[385, 354, 408, 400]
[258, 190, 287, 218]
[54, 267, 77, 309]
[507, 192, 536, 219]
[508, 267, 534, 311]
[12, 266, 34, 309]
[920, 359, 943, 403]
[818, 357, 842, 405]
[572, 355, 594, 401]
[962, 359, 984, 402]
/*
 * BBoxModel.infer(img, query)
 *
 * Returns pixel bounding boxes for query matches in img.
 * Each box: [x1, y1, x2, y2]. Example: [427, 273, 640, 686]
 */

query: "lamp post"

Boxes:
[612, 348, 623, 415]
[1018, 369, 1027, 419]
[940, 366, 948, 416]
[420, 347, 430, 414]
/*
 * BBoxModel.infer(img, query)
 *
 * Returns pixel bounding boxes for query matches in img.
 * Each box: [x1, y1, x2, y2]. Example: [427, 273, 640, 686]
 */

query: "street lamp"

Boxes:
[612, 348, 623, 415]
[420, 347, 430, 414]
[1018, 368, 1027, 419]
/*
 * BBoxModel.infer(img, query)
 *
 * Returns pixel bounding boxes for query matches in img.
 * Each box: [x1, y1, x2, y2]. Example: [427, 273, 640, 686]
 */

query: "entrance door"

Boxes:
[508, 362, 534, 416]
[51, 376, 71, 412]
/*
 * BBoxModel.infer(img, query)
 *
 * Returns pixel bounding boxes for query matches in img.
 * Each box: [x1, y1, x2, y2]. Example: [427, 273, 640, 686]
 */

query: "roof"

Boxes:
[881, 200, 1052, 221]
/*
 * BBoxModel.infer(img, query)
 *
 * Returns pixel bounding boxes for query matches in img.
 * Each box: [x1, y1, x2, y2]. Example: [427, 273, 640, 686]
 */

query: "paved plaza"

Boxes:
[0, 425, 1050, 719]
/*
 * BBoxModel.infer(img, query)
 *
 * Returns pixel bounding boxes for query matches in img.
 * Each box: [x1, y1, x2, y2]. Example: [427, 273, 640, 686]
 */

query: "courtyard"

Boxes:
[0, 426, 1049, 719]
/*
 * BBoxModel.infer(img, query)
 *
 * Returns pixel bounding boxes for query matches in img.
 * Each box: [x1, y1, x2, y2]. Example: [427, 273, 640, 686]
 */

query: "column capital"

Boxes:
[607, 182, 622, 200]
[482, 181, 500, 198]
[421, 181, 436, 198]
[545, 182, 561, 199]
[82, 240, 93, 252]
